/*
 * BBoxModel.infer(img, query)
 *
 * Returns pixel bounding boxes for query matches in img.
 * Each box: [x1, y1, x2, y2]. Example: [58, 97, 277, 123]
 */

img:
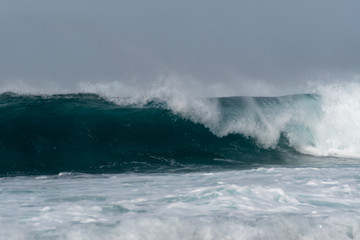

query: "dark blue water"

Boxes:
[0, 93, 318, 175]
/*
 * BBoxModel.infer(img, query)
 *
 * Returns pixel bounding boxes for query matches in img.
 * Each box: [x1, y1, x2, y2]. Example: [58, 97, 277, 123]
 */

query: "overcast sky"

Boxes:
[1, 0, 360, 96]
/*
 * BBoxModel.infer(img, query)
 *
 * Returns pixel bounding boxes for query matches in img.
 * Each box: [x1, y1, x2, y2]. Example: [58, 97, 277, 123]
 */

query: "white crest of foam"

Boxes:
[209, 81, 360, 158]
[80, 76, 221, 130]
[146, 78, 221, 129]
[79, 80, 145, 99]
[299, 82, 360, 158]
[215, 97, 293, 148]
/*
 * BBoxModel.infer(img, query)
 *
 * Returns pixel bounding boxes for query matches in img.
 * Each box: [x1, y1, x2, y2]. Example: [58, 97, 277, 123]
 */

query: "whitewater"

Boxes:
[1, 82, 360, 239]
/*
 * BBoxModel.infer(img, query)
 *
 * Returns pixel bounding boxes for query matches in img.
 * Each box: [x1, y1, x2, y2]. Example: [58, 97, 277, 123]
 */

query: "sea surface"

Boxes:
[1, 86, 360, 239]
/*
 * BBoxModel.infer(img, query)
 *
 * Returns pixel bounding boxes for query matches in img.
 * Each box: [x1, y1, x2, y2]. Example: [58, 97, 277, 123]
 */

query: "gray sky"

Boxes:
[1, 0, 360, 96]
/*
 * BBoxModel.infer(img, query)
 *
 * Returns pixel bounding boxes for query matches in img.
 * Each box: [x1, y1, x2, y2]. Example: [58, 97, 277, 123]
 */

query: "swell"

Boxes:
[0, 92, 297, 175]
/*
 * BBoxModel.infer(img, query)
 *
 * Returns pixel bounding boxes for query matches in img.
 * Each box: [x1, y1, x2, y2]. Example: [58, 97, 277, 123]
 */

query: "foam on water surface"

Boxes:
[1, 167, 359, 239]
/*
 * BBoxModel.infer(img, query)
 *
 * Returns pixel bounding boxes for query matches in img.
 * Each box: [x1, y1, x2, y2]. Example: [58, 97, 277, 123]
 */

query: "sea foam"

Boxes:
[1, 168, 360, 239]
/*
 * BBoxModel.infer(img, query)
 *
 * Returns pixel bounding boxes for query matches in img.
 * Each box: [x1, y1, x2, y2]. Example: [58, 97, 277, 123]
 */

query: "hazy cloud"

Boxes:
[1, 0, 360, 95]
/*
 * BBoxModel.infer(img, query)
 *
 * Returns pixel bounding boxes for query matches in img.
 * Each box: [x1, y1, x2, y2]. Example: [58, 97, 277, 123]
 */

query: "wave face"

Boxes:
[0, 87, 358, 175]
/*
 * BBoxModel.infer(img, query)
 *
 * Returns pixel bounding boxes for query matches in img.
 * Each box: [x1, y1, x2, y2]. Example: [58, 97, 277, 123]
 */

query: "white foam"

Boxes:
[298, 82, 360, 158]
[83, 77, 222, 131]
[1, 168, 360, 239]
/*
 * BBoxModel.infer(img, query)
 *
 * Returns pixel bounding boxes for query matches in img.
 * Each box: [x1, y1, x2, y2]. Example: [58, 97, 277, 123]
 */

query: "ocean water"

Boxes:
[1, 83, 360, 239]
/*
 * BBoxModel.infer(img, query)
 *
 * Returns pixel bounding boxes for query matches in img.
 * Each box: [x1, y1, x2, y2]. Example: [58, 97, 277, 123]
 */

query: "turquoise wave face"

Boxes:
[0, 93, 311, 175]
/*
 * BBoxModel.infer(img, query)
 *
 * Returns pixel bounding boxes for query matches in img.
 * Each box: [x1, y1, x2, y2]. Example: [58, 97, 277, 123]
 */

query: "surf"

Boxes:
[0, 82, 360, 175]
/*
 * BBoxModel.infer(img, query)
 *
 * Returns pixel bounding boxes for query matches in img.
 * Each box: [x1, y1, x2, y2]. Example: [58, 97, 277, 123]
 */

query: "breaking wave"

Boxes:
[1, 83, 360, 175]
